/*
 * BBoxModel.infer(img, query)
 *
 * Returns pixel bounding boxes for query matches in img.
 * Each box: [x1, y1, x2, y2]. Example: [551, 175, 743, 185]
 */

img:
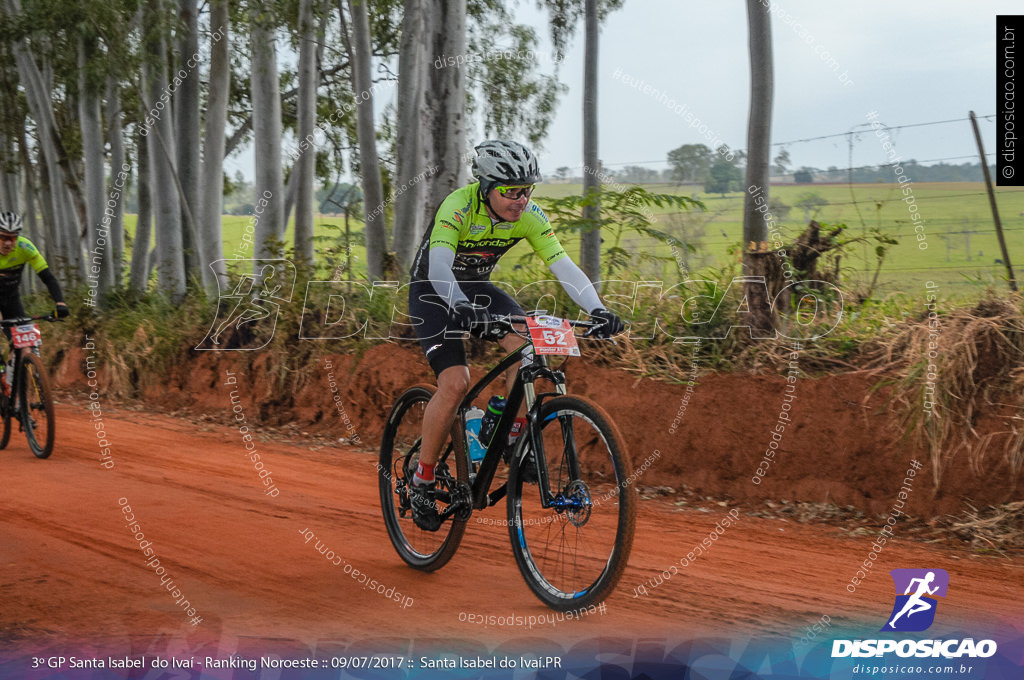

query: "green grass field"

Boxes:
[125, 181, 1024, 299]
[532, 181, 1024, 299]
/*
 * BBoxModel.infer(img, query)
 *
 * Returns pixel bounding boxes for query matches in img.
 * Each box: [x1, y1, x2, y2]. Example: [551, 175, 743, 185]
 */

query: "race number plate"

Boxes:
[12, 323, 41, 349]
[526, 316, 580, 356]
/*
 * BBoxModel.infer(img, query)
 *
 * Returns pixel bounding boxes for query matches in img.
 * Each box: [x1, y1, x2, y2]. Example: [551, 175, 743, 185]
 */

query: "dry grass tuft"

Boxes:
[875, 293, 1024, 490]
[933, 501, 1024, 553]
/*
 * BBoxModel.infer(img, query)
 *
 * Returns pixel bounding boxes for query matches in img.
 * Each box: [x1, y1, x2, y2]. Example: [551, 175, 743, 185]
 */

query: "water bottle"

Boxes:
[478, 396, 506, 450]
[465, 407, 486, 462]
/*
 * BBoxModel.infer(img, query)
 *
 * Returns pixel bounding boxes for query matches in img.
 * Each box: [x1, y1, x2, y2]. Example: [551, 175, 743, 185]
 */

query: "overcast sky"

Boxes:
[229, 1, 1017, 180]
[521, 0, 1014, 175]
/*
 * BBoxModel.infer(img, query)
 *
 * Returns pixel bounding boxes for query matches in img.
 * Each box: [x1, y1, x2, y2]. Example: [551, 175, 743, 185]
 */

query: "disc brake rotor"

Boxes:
[564, 480, 592, 527]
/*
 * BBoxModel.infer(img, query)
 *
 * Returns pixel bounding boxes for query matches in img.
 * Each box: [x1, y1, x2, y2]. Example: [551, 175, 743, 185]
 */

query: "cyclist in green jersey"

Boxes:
[0, 212, 69, 347]
[406, 140, 624, 531]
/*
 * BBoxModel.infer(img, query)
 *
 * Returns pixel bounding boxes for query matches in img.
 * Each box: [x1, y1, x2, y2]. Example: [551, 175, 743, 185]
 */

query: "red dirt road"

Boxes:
[1, 401, 1022, 656]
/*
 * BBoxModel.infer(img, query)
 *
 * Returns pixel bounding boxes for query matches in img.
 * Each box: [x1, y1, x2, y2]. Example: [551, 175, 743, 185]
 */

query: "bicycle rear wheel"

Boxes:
[20, 353, 55, 459]
[507, 395, 636, 611]
[379, 385, 470, 571]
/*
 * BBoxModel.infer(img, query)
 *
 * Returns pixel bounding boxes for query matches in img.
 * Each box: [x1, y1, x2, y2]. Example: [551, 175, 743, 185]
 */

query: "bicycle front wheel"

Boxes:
[20, 353, 55, 459]
[379, 385, 469, 571]
[507, 395, 636, 611]
[0, 386, 11, 450]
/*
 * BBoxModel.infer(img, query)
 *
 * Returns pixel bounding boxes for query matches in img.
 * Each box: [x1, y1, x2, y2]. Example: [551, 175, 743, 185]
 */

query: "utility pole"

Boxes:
[970, 110, 1017, 291]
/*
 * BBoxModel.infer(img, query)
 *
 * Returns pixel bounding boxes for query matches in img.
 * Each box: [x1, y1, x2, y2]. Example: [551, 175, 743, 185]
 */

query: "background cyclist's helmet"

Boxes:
[0, 211, 22, 235]
[472, 140, 541, 197]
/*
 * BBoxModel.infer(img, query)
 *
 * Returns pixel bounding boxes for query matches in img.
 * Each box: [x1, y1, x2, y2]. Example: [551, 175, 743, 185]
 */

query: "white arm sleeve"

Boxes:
[548, 258, 604, 313]
[427, 247, 469, 307]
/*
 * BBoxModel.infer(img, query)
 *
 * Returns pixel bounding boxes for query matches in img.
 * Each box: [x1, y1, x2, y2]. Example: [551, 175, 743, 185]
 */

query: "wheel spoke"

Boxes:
[508, 397, 635, 610]
[19, 353, 54, 458]
[378, 386, 468, 571]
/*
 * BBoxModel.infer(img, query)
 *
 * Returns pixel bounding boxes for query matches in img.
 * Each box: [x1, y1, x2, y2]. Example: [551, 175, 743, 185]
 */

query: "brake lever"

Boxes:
[582, 325, 618, 346]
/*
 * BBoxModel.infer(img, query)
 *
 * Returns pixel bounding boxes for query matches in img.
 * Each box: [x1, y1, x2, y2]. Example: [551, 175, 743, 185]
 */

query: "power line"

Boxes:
[772, 115, 997, 148]
[587, 114, 999, 170]
[598, 152, 996, 171]
[781, 154, 996, 173]
[690, 228, 1024, 247]
[645, 192, 1024, 220]
[846, 265, 1010, 273]
[663, 223, 1024, 247]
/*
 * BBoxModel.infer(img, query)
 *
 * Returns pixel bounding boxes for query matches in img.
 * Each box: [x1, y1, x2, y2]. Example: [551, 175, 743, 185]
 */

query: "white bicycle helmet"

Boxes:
[472, 140, 541, 197]
[0, 211, 22, 235]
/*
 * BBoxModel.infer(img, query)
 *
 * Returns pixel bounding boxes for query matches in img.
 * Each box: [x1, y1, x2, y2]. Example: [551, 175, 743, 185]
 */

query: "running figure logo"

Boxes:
[881, 568, 950, 632]
[196, 260, 295, 351]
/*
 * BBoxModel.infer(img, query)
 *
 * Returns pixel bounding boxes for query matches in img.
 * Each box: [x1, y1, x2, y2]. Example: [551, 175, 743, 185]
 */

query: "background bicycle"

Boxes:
[0, 314, 57, 458]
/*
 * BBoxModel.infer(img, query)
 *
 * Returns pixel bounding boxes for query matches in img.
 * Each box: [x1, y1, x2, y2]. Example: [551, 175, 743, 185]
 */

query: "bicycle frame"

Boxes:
[1, 316, 48, 394]
[452, 336, 571, 513]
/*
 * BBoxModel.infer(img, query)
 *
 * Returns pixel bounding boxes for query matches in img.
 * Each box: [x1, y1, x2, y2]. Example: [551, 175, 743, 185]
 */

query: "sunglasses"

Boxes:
[0, 234, 17, 243]
[496, 184, 534, 200]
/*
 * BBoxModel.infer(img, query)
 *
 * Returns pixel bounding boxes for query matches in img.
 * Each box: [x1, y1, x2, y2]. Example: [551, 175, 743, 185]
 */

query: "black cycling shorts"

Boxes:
[0, 296, 26, 343]
[408, 279, 525, 376]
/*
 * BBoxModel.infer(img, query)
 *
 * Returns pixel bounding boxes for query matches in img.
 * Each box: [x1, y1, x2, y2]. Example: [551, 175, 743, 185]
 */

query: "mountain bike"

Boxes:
[379, 313, 636, 611]
[0, 314, 57, 458]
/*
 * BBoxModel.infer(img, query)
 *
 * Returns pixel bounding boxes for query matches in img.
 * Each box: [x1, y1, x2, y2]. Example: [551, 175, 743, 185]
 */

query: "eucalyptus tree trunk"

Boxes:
[106, 75, 125, 288]
[250, 1, 285, 264]
[0, 61, 20, 215]
[200, 0, 230, 290]
[293, 0, 319, 268]
[144, 0, 186, 300]
[0, 132, 16, 210]
[78, 35, 113, 300]
[23, 128, 57, 253]
[176, 0, 204, 286]
[21, 159, 38, 255]
[282, 162, 297, 236]
[17, 136, 37, 242]
[741, 0, 775, 333]
[580, 0, 601, 286]
[347, 0, 386, 280]
[5, 0, 80, 278]
[391, 0, 426, 271]
[130, 129, 154, 293]
[420, 0, 466, 238]
[39, 52, 86, 275]
[743, 0, 773, 250]
[20, 139, 40, 296]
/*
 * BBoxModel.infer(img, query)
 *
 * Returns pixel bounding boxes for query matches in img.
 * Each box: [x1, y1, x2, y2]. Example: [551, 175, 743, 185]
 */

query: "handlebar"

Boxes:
[0, 314, 58, 327]
[504, 314, 599, 328]
[485, 312, 606, 339]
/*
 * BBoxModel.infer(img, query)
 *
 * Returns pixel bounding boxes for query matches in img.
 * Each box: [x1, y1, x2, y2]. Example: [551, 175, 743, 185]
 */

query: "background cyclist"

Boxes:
[0, 212, 69, 380]
[406, 140, 624, 531]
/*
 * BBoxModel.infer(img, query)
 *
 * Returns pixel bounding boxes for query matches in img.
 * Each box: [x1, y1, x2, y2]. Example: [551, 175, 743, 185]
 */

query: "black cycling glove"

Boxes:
[452, 300, 491, 333]
[589, 308, 624, 338]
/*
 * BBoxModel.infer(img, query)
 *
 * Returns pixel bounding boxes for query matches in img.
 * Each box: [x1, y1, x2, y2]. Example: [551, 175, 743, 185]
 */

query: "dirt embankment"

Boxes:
[55, 342, 1023, 518]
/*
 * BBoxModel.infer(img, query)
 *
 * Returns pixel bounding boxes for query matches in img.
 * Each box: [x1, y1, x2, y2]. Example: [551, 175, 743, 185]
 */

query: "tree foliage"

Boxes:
[536, 187, 704, 279]
[468, 22, 566, 148]
[0, 0, 669, 305]
[667, 143, 713, 183]
[704, 156, 743, 195]
[794, 166, 815, 183]
[533, 0, 624, 59]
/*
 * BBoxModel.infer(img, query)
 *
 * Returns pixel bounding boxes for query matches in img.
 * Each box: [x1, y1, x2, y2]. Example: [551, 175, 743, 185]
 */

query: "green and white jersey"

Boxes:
[410, 183, 567, 281]
[0, 236, 48, 296]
